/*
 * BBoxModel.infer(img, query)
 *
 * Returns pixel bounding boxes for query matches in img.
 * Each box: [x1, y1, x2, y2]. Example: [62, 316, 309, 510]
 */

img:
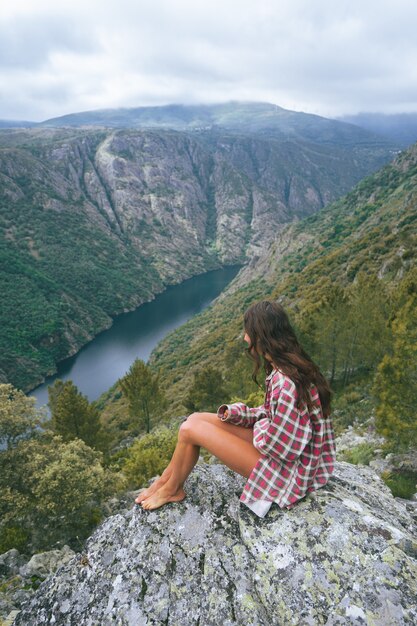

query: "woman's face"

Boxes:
[244, 329, 272, 362]
[244, 331, 259, 356]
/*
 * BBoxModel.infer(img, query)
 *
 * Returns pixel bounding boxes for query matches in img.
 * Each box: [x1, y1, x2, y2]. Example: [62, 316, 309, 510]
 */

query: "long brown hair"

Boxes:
[244, 300, 331, 418]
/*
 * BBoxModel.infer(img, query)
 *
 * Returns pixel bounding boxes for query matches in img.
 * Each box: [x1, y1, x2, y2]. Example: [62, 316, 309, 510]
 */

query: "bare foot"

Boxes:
[135, 475, 168, 504]
[141, 486, 186, 510]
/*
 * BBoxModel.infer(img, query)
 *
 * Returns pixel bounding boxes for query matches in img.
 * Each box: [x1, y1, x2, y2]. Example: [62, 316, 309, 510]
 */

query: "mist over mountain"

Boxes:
[38, 101, 397, 147]
[0, 120, 36, 129]
[338, 112, 417, 148]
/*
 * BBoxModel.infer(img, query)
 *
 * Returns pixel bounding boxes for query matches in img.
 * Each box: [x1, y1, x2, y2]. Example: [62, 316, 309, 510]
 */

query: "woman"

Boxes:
[136, 300, 336, 517]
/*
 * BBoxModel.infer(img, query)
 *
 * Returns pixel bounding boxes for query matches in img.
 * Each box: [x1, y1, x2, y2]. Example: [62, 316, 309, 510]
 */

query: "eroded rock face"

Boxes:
[13, 462, 417, 625]
[0, 125, 396, 390]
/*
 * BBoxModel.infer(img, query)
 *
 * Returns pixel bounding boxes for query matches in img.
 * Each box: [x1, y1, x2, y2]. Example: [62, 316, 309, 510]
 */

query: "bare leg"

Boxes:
[136, 413, 253, 503]
[135, 435, 193, 504]
[135, 464, 173, 503]
[141, 414, 261, 510]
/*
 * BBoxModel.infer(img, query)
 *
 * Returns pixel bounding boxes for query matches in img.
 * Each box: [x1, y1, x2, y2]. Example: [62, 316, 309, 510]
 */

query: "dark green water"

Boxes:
[30, 266, 240, 407]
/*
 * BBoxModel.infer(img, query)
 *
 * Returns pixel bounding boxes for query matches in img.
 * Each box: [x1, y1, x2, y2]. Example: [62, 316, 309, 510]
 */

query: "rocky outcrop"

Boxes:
[12, 462, 417, 625]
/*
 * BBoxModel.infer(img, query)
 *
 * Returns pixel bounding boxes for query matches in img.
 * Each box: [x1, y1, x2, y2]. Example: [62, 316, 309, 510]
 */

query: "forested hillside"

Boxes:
[0, 109, 394, 391]
[146, 141, 417, 441]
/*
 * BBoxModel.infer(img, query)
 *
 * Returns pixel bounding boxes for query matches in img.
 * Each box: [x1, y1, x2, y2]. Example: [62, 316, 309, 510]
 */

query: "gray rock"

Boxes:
[368, 449, 417, 482]
[2, 609, 20, 626]
[18, 545, 75, 579]
[369, 458, 392, 474]
[389, 451, 417, 473]
[396, 498, 417, 528]
[102, 491, 145, 516]
[0, 597, 19, 622]
[13, 462, 417, 625]
[335, 425, 385, 455]
[0, 550, 26, 577]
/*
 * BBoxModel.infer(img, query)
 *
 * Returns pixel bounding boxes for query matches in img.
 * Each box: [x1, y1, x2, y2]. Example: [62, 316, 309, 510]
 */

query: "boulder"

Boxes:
[18, 545, 75, 580]
[0, 550, 26, 578]
[13, 462, 417, 625]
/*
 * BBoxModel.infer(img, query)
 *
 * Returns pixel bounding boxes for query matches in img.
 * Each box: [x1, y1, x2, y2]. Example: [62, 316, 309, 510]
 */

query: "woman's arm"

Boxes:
[217, 402, 267, 427]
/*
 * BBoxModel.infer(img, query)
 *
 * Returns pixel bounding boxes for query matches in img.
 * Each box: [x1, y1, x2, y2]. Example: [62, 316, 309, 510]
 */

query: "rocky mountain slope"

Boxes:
[11, 462, 417, 625]
[149, 142, 417, 408]
[0, 111, 395, 390]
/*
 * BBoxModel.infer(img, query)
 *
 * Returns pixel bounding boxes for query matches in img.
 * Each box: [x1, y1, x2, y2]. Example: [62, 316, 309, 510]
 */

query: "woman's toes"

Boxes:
[134, 477, 164, 503]
[141, 488, 186, 511]
[135, 490, 148, 504]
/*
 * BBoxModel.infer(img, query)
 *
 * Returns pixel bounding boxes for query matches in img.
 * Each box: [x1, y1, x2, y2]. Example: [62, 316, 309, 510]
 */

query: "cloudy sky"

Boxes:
[1, 0, 417, 122]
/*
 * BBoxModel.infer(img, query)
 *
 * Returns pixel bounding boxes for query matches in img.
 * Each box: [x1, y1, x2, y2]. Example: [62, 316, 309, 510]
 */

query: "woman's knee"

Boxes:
[179, 419, 197, 443]
[186, 412, 217, 424]
[187, 412, 203, 422]
[180, 412, 220, 443]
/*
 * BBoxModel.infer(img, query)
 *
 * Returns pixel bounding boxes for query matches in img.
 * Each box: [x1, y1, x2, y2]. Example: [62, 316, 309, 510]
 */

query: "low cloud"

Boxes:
[0, 0, 417, 121]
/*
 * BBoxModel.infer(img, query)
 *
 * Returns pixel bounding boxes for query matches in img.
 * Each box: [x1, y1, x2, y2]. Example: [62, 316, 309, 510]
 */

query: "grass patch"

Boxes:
[339, 443, 376, 466]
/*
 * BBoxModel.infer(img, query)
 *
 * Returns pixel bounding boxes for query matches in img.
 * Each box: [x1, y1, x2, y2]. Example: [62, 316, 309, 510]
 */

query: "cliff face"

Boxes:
[0, 124, 395, 390]
[13, 462, 417, 625]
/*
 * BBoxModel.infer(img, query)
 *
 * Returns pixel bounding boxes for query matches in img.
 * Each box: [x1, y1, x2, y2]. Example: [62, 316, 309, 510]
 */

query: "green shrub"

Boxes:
[229, 389, 265, 407]
[122, 426, 178, 488]
[331, 380, 374, 433]
[381, 470, 417, 499]
[0, 434, 124, 552]
[342, 390, 363, 404]
[0, 525, 29, 553]
[339, 443, 376, 466]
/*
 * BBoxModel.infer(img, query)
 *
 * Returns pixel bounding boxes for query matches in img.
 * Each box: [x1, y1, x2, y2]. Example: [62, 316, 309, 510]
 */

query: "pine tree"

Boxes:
[185, 365, 229, 413]
[119, 359, 166, 433]
[48, 380, 103, 449]
[373, 292, 417, 450]
[299, 283, 349, 384]
[298, 274, 391, 387]
[223, 341, 254, 399]
[334, 273, 390, 385]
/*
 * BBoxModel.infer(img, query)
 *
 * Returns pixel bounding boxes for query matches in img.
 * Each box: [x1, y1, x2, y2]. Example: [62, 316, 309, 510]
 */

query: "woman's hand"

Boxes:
[223, 409, 229, 419]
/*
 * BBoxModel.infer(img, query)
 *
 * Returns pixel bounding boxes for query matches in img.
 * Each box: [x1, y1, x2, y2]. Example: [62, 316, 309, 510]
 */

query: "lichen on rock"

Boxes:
[13, 462, 417, 625]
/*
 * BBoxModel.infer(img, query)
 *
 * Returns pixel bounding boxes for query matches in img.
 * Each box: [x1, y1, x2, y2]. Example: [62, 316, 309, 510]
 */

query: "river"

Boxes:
[29, 266, 240, 408]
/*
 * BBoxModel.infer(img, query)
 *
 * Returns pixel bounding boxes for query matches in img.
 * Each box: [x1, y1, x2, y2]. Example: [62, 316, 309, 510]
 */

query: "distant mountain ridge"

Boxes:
[39, 101, 396, 147]
[337, 112, 417, 148]
[0, 119, 36, 128]
[3, 101, 416, 148]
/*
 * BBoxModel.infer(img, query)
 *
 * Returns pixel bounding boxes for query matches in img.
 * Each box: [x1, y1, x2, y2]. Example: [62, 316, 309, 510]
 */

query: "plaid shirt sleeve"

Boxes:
[252, 375, 313, 463]
[217, 402, 267, 427]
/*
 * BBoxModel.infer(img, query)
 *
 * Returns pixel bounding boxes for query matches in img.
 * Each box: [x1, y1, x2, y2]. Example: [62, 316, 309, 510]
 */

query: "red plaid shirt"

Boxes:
[218, 369, 336, 510]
